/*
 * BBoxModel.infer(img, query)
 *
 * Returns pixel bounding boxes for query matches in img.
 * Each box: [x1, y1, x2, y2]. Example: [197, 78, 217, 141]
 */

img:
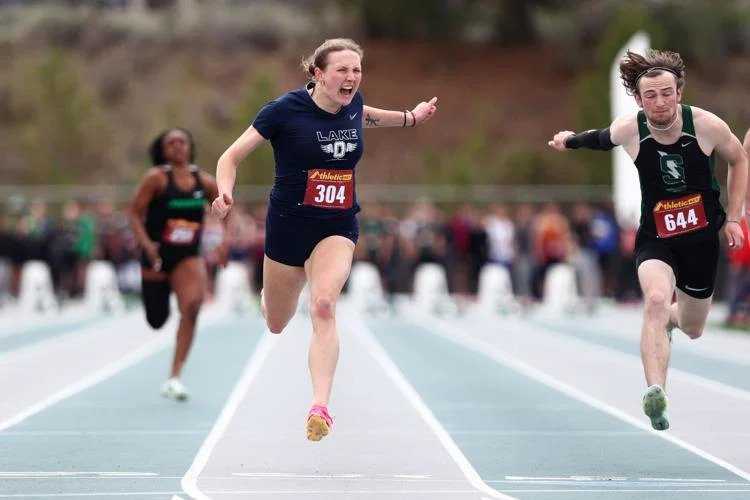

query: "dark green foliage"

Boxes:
[8, 49, 112, 183]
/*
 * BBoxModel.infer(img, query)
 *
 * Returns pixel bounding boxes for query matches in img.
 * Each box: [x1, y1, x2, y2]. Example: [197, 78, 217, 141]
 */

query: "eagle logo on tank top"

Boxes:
[657, 150, 686, 193]
[320, 142, 357, 159]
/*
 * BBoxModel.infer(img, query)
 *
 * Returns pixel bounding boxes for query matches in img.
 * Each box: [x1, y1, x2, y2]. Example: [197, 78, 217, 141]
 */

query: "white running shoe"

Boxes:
[642, 384, 669, 430]
[161, 378, 189, 401]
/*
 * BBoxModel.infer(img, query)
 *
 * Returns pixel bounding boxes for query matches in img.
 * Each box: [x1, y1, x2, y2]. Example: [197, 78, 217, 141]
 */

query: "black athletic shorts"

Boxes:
[264, 207, 359, 267]
[140, 247, 198, 274]
[634, 227, 719, 299]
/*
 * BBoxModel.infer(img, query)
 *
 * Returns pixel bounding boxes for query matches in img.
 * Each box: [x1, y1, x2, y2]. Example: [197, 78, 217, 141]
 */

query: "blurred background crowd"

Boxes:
[2, 0, 750, 325]
[2, 196, 735, 310]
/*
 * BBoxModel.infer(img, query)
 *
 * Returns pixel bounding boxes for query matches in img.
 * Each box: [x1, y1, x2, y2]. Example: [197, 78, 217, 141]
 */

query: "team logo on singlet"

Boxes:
[657, 151, 686, 193]
[317, 129, 358, 160]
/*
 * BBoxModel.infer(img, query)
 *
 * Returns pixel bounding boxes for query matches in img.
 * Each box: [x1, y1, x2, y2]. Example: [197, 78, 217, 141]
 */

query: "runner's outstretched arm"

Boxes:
[362, 97, 438, 128]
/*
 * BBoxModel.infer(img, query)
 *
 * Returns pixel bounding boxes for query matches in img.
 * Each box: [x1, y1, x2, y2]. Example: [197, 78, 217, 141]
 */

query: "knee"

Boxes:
[310, 295, 335, 322]
[180, 297, 203, 322]
[266, 319, 285, 335]
[146, 308, 169, 329]
[643, 291, 669, 316]
[681, 324, 704, 340]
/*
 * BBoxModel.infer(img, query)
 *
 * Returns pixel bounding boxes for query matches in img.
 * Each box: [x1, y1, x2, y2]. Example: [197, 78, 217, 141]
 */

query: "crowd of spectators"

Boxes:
[1, 198, 744, 324]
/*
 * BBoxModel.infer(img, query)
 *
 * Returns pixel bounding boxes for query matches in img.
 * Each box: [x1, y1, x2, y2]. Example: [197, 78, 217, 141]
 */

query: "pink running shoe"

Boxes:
[306, 405, 333, 441]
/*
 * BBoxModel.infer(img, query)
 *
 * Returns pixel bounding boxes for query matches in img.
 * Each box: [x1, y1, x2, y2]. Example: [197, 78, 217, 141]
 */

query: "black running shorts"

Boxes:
[635, 228, 719, 299]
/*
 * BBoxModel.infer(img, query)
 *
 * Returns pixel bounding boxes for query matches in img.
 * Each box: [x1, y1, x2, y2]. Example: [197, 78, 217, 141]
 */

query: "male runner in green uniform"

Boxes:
[548, 49, 748, 430]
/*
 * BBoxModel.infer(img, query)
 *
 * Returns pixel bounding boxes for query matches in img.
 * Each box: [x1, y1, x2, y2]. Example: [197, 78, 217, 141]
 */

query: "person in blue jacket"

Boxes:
[212, 38, 437, 441]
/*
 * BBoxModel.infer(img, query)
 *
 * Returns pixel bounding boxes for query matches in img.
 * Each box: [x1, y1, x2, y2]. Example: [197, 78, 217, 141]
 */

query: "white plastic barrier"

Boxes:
[19, 260, 58, 314]
[476, 263, 518, 315]
[214, 262, 255, 313]
[347, 262, 389, 314]
[412, 263, 456, 315]
[84, 260, 125, 314]
[542, 263, 580, 314]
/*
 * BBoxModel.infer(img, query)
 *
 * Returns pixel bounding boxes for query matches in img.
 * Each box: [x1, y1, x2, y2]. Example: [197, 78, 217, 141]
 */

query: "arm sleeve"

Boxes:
[564, 128, 615, 151]
[251, 99, 283, 140]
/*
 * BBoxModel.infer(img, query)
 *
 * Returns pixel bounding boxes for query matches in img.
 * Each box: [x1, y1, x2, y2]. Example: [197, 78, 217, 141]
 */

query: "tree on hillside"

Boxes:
[9, 50, 112, 183]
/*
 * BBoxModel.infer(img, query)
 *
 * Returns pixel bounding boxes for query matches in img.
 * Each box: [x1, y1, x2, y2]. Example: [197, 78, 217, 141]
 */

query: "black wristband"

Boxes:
[402, 111, 407, 128]
[565, 128, 615, 151]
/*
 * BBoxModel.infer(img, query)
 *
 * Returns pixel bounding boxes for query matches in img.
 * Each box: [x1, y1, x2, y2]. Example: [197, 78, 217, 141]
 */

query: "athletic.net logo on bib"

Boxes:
[162, 219, 200, 245]
[653, 193, 708, 238]
[303, 169, 354, 209]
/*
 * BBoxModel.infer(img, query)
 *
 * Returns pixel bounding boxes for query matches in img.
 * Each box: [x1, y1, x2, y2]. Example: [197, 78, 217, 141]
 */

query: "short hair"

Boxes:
[619, 49, 685, 96]
[300, 38, 364, 81]
[148, 128, 195, 166]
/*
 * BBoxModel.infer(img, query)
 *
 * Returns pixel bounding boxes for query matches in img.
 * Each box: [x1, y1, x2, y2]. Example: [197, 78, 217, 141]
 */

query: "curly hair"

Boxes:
[619, 49, 685, 96]
[148, 128, 195, 166]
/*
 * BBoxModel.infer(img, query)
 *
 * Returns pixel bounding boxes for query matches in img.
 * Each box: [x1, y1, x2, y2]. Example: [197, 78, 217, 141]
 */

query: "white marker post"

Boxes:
[611, 31, 650, 228]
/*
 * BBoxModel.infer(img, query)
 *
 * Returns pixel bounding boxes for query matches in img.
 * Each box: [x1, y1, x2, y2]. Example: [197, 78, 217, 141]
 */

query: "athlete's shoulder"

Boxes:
[690, 105, 726, 125]
[144, 166, 169, 182]
[691, 105, 731, 136]
[197, 168, 216, 184]
[197, 169, 219, 197]
[139, 166, 169, 194]
[610, 112, 639, 145]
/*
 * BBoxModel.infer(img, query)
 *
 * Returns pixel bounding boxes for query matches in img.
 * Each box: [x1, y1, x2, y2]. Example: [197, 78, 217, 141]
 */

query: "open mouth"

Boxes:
[339, 87, 353, 97]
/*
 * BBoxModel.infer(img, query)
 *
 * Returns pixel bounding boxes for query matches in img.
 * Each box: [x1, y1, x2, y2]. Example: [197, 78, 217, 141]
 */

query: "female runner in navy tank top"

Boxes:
[212, 38, 438, 441]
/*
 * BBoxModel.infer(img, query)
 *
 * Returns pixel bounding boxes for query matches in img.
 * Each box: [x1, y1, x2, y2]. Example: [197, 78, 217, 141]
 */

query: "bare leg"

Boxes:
[169, 257, 206, 379]
[638, 259, 676, 388]
[637, 259, 677, 430]
[304, 236, 355, 408]
[261, 256, 307, 334]
[674, 289, 712, 339]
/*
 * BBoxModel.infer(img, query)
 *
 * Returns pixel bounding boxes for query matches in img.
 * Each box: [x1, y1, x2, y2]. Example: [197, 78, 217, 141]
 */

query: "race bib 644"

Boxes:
[653, 193, 708, 238]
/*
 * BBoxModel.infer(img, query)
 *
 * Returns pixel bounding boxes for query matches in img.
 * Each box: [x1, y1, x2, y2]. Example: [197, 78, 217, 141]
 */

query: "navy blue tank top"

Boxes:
[252, 86, 364, 219]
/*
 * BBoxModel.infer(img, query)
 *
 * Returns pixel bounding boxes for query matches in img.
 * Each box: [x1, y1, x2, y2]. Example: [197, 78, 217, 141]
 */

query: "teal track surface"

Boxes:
[0, 316, 264, 498]
[0, 317, 104, 354]
[367, 316, 750, 500]
[531, 317, 750, 392]
[3, 306, 750, 499]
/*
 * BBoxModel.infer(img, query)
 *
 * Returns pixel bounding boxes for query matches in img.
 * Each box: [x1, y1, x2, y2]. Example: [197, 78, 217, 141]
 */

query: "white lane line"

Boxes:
[0, 493, 181, 498]
[492, 490, 750, 493]
[0, 334, 170, 432]
[206, 490, 504, 495]
[349, 312, 517, 500]
[181, 333, 278, 500]
[204, 488, 750, 500]
[0, 472, 157, 477]
[638, 477, 727, 482]
[409, 309, 750, 483]
[231, 472, 437, 480]
[2, 489, 750, 498]
[505, 476, 626, 481]
[232, 473, 364, 479]
[535, 318, 750, 402]
[2, 430, 206, 436]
